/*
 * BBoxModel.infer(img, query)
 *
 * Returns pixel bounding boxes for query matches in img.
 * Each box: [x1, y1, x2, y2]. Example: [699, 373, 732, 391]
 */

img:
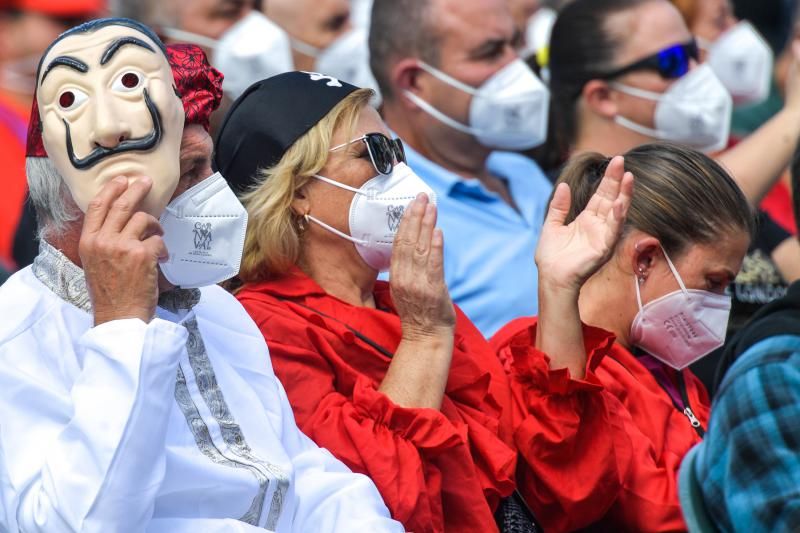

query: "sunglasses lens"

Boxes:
[366, 134, 394, 174]
[393, 139, 406, 165]
[657, 45, 690, 78]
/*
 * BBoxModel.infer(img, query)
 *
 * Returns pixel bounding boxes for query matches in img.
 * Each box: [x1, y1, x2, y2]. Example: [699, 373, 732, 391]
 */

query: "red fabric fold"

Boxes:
[238, 269, 517, 533]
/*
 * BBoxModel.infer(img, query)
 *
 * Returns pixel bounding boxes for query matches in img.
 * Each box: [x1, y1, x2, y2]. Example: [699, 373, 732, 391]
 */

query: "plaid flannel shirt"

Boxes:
[694, 334, 800, 532]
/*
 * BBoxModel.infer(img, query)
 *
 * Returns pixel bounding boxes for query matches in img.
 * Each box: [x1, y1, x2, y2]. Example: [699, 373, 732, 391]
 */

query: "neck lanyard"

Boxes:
[287, 300, 395, 359]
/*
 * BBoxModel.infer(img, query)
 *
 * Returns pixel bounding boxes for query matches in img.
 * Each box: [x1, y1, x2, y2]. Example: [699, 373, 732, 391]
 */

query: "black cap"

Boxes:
[213, 71, 359, 194]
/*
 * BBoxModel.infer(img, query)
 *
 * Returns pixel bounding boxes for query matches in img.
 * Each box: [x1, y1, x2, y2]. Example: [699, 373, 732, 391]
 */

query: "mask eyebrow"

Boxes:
[100, 36, 156, 65]
[40, 56, 89, 84]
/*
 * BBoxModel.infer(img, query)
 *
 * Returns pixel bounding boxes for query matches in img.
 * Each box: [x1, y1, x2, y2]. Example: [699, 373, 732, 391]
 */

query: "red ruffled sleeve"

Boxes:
[491, 317, 632, 532]
[244, 299, 507, 533]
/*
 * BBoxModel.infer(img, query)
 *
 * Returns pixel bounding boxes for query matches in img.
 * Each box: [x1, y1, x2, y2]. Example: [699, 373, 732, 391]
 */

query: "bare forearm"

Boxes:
[378, 328, 454, 409]
[717, 108, 800, 204]
[536, 282, 587, 379]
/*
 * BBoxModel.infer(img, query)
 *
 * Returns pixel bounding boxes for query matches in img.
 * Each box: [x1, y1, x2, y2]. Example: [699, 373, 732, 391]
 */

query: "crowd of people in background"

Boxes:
[0, 0, 799, 531]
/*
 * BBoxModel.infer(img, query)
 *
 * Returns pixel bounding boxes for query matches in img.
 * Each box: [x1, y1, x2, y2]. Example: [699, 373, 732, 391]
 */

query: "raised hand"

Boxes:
[390, 193, 456, 339]
[79, 176, 168, 326]
[535, 156, 634, 293]
[382, 193, 455, 409]
[533, 156, 634, 379]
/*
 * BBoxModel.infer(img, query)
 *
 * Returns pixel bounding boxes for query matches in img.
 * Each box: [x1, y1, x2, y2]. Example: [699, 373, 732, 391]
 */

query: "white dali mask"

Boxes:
[36, 21, 185, 217]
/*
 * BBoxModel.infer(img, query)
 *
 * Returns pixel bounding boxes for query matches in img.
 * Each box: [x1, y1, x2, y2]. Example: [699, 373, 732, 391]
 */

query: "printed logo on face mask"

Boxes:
[663, 311, 701, 346]
[193, 222, 213, 252]
[302, 71, 343, 87]
[504, 105, 524, 128]
[387, 205, 405, 232]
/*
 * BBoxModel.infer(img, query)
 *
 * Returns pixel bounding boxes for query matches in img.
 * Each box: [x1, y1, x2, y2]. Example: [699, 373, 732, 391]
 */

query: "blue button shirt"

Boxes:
[402, 145, 552, 337]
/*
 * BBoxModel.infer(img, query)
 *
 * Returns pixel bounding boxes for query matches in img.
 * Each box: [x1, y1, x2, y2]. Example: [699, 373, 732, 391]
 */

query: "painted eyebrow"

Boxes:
[40, 56, 89, 84]
[100, 36, 155, 65]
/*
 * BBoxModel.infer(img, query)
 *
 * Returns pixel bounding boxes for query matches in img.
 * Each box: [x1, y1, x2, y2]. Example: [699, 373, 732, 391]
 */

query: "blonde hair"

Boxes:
[239, 88, 374, 282]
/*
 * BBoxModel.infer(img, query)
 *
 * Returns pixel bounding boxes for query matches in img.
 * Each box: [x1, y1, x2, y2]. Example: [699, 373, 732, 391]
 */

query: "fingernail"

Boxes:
[113, 176, 127, 184]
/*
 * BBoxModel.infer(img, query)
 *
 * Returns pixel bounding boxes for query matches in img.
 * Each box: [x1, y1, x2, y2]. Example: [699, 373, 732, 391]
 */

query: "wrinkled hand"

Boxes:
[535, 156, 634, 293]
[79, 176, 168, 326]
[390, 194, 456, 341]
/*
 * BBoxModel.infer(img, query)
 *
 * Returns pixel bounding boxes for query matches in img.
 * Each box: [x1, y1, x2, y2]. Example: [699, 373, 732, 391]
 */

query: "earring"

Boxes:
[297, 214, 307, 232]
[637, 266, 646, 284]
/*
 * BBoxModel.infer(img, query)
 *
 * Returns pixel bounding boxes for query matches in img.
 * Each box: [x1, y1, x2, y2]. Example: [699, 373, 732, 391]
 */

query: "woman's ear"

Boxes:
[290, 185, 311, 217]
[630, 235, 662, 283]
[582, 79, 618, 119]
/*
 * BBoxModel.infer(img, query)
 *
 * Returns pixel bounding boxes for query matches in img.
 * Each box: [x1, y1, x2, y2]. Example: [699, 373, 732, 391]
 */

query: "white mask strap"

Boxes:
[160, 27, 219, 49]
[291, 38, 322, 58]
[402, 90, 477, 136]
[660, 245, 689, 293]
[634, 272, 645, 311]
[417, 61, 480, 96]
[312, 174, 368, 195]
[305, 213, 367, 245]
[609, 82, 663, 102]
[614, 114, 667, 140]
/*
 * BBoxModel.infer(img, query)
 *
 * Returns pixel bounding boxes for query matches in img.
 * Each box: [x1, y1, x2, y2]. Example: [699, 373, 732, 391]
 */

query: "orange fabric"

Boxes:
[493, 317, 710, 532]
[237, 269, 517, 532]
[0, 93, 28, 267]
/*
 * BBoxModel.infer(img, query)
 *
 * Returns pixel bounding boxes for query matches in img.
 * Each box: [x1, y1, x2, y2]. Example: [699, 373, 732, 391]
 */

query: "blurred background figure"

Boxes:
[264, 0, 381, 103]
[0, 0, 104, 272]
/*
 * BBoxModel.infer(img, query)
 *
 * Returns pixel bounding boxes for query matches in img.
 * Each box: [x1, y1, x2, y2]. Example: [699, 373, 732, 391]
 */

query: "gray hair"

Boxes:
[26, 157, 80, 241]
[369, 0, 440, 100]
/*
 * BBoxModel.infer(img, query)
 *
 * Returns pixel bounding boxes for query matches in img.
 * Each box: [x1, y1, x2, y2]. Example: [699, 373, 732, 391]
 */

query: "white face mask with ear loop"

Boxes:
[698, 21, 774, 107]
[403, 58, 550, 150]
[611, 64, 733, 152]
[159, 172, 249, 288]
[629, 246, 732, 370]
[162, 12, 295, 100]
[304, 162, 437, 272]
[293, 29, 382, 106]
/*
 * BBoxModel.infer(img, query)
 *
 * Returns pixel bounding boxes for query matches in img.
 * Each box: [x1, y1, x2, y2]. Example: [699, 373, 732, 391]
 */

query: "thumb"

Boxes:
[545, 182, 572, 228]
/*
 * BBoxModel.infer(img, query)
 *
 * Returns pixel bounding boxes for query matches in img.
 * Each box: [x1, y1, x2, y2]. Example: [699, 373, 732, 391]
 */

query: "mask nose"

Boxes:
[90, 95, 132, 149]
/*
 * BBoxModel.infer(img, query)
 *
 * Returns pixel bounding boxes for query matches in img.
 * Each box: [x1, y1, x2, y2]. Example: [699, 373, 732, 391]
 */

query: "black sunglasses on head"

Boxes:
[599, 40, 699, 80]
[330, 132, 407, 176]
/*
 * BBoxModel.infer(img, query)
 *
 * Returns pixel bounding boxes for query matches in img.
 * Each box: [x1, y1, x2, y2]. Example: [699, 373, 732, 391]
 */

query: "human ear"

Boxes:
[393, 58, 424, 111]
[630, 236, 662, 284]
[290, 185, 311, 217]
[582, 79, 618, 120]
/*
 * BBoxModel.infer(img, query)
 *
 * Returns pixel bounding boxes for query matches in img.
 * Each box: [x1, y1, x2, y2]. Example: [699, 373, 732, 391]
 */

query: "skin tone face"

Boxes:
[295, 106, 392, 270]
[264, 0, 351, 71]
[176, 0, 251, 40]
[691, 0, 737, 44]
[507, 0, 541, 48]
[419, 0, 521, 147]
[605, 0, 695, 134]
[173, 123, 214, 198]
[581, 227, 750, 348]
[37, 24, 185, 217]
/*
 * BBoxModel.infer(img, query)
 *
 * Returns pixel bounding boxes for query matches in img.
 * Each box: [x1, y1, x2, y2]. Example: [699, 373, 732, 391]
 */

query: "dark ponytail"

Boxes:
[557, 142, 756, 256]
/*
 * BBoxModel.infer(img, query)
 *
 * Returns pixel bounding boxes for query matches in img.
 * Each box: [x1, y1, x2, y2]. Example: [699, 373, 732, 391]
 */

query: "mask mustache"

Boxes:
[63, 87, 163, 170]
